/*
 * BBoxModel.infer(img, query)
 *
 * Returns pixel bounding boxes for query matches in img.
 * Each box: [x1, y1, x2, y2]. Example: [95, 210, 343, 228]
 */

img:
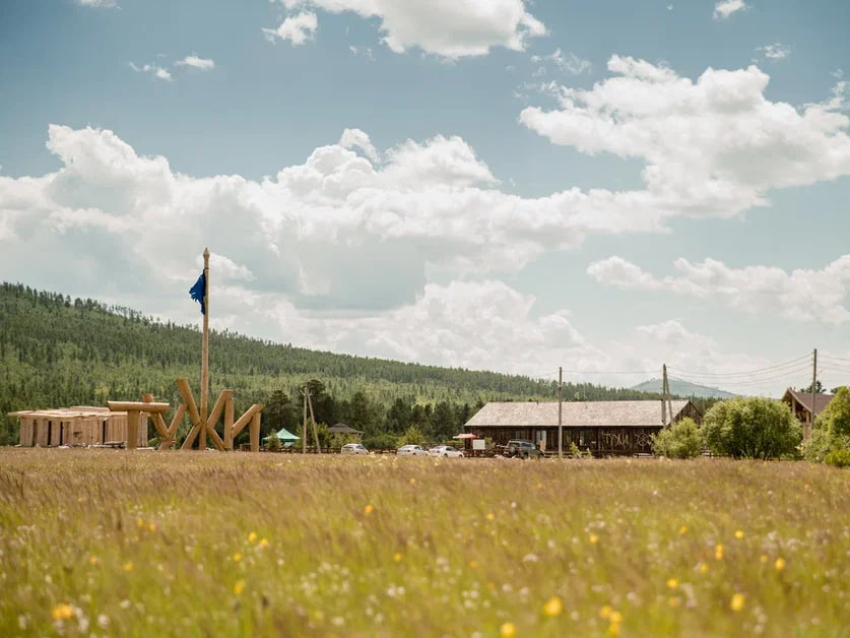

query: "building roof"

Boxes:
[465, 400, 692, 428]
[8, 407, 126, 419]
[328, 423, 363, 435]
[782, 389, 833, 417]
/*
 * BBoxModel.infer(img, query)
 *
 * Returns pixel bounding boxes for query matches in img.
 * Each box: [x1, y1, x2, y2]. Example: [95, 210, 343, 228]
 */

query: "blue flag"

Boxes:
[189, 272, 206, 315]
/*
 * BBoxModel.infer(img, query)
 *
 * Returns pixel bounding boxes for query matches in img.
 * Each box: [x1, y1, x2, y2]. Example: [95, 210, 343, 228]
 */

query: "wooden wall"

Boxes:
[18, 414, 148, 447]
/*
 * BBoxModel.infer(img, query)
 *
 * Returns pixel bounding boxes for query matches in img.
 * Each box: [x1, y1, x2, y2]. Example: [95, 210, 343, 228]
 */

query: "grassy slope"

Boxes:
[1, 450, 848, 636]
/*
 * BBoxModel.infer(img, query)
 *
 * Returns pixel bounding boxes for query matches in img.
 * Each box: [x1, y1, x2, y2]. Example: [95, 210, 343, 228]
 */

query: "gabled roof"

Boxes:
[782, 389, 833, 417]
[465, 400, 692, 428]
[328, 423, 363, 435]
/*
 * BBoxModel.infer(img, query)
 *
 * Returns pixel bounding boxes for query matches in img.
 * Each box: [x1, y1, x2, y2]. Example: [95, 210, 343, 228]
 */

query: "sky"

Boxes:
[1, 0, 850, 395]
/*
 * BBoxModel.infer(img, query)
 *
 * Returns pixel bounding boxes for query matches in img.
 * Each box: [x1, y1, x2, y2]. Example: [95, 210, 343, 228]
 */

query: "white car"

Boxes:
[341, 443, 369, 455]
[428, 445, 464, 458]
[396, 444, 428, 457]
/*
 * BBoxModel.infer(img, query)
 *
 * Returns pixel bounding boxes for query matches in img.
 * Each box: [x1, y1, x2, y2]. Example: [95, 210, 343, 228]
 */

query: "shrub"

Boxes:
[652, 417, 703, 459]
[362, 432, 398, 450]
[815, 387, 850, 437]
[265, 434, 281, 451]
[397, 425, 427, 447]
[702, 397, 802, 460]
[825, 449, 850, 468]
[802, 427, 834, 463]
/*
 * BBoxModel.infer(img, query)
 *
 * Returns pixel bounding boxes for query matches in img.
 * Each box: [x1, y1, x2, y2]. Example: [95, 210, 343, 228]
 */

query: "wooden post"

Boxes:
[558, 366, 563, 458]
[808, 348, 817, 440]
[302, 388, 307, 454]
[224, 397, 234, 450]
[305, 386, 321, 454]
[250, 411, 261, 452]
[198, 248, 211, 451]
[126, 410, 139, 450]
[661, 365, 668, 427]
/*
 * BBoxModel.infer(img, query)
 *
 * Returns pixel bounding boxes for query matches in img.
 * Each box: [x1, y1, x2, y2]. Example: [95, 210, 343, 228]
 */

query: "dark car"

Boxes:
[503, 439, 544, 459]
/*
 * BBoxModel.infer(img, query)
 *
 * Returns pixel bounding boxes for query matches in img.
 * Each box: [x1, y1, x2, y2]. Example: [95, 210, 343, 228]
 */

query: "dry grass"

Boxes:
[1, 450, 849, 637]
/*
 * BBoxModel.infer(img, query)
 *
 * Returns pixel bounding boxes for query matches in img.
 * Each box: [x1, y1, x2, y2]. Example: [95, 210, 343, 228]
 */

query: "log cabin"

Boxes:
[464, 400, 702, 456]
[781, 388, 833, 432]
[9, 406, 149, 448]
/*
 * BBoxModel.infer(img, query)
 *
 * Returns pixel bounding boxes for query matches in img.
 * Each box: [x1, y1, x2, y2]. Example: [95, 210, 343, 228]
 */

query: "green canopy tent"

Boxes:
[263, 427, 300, 445]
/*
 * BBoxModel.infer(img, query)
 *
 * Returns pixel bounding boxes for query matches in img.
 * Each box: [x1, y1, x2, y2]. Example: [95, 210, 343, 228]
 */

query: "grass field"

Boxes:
[1, 450, 849, 637]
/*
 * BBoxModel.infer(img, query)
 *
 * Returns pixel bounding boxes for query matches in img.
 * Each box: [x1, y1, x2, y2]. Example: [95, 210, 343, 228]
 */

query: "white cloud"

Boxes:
[174, 55, 216, 70]
[757, 43, 790, 62]
[76, 0, 118, 7]
[530, 49, 592, 76]
[349, 45, 374, 61]
[588, 255, 850, 325]
[339, 128, 380, 163]
[263, 12, 318, 46]
[520, 56, 850, 221]
[713, 0, 747, 20]
[277, 0, 546, 59]
[129, 62, 172, 81]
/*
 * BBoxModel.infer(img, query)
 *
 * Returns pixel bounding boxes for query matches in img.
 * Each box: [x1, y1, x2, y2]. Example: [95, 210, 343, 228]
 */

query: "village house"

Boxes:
[464, 400, 701, 456]
[781, 388, 833, 431]
[9, 406, 149, 448]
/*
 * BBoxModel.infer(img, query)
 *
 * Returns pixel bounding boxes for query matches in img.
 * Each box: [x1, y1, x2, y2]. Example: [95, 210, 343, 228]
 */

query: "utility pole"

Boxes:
[305, 385, 322, 454]
[661, 364, 668, 427]
[558, 366, 563, 458]
[302, 387, 307, 454]
[199, 247, 210, 451]
[808, 348, 818, 440]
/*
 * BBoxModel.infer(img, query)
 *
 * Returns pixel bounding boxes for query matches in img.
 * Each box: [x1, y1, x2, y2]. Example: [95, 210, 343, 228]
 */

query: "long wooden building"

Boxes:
[9, 406, 149, 448]
[464, 400, 701, 456]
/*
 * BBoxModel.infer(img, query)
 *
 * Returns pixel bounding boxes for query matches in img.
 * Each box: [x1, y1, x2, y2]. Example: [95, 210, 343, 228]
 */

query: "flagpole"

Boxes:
[199, 247, 210, 451]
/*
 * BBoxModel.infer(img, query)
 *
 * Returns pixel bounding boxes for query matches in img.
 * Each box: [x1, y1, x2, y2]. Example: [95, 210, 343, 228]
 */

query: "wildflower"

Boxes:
[735, 530, 745, 540]
[97, 614, 109, 628]
[760, 554, 769, 563]
[409, 478, 416, 485]
[543, 596, 563, 617]
[148, 523, 156, 532]
[699, 563, 709, 574]
[599, 605, 613, 619]
[364, 504, 374, 516]
[679, 525, 687, 535]
[89, 556, 98, 566]
[51, 604, 74, 621]
[123, 562, 133, 572]
[259, 538, 269, 548]
[248, 532, 258, 544]
[393, 553, 402, 562]
[589, 534, 599, 544]
[775, 557, 786, 571]
[487, 513, 495, 521]
[608, 611, 623, 636]
[469, 560, 478, 569]
[668, 597, 681, 608]
[232, 552, 242, 562]
[667, 578, 679, 589]
[500, 622, 516, 638]
[715, 544, 724, 560]
[730, 593, 745, 611]
[136, 518, 145, 529]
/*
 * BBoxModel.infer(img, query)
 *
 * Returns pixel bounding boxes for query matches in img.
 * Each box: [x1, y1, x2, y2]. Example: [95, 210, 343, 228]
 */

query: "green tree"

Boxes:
[651, 417, 703, 459]
[816, 386, 850, 438]
[702, 397, 802, 460]
[397, 425, 426, 446]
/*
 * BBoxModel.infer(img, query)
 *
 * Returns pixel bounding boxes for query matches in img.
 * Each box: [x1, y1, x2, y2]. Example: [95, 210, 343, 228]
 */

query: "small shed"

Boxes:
[781, 388, 833, 429]
[328, 423, 363, 436]
[9, 406, 149, 448]
[464, 400, 702, 456]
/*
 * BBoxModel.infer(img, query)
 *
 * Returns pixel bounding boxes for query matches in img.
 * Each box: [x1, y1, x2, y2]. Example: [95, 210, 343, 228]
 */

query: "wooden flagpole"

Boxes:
[199, 247, 210, 451]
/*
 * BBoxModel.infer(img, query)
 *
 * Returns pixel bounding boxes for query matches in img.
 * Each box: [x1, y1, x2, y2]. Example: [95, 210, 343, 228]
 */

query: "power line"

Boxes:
[667, 353, 812, 379]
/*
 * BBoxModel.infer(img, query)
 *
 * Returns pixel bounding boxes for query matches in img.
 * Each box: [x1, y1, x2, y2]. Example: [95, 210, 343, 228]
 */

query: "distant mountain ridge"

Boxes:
[631, 378, 737, 399]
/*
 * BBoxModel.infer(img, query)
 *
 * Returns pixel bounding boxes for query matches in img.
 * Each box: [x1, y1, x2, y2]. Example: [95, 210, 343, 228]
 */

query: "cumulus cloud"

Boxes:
[263, 12, 318, 46]
[520, 56, 850, 221]
[276, 0, 546, 58]
[339, 128, 380, 163]
[129, 62, 172, 81]
[713, 0, 747, 20]
[174, 55, 216, 70]
[588, 255, 850, 324]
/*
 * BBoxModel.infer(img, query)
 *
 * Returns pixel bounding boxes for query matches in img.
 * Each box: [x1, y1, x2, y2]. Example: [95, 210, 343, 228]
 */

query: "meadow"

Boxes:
[1, 450, 849, 637]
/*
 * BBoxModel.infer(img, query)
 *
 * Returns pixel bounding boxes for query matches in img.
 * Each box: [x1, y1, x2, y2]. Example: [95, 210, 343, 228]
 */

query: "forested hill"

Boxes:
[0, 282, 671, 446]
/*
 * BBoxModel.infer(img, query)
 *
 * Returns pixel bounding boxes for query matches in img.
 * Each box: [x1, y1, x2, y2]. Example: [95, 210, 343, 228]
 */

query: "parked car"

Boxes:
[396, 444, 428, 457]
[503, 440, 544, 459]
[341, 443, 369, 455]
[428, 445, 464, 458]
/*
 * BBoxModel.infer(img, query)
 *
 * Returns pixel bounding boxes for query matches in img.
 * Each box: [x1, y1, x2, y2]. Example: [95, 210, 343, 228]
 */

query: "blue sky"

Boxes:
[1, 0, 849, 394]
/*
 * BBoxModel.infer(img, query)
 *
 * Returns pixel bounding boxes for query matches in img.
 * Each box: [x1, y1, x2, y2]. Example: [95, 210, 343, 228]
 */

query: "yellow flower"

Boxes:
[51, 603, 74, 621]
[699, 562, 709, 574]
[487, 512, 495, 521]
[730, 593, 745, 612]
[500, 622, 516, 638]
[679, 525, 687, 535]
[775, 557, 786, 571]
[668, 597, 681, 608]
[609, 611, 623, 624]
[232, 552, 242, 562]
[409, 478, 416, 485]
[536, 483, 543, 489]
[248, 532, 258, 544]
[715, 544, 724, 560]
[89, 556, 99, 566]
[123, 562, 133, 572]
[599, 605, 613, 619]
[543, 596, 563, 617]
[735, 530, 744, 540]
[608, 620, 622, 636]
[148, 523, 156, 532]
[393, 553, 403, 562]
[589, 534, 599, 544]
[364, 504, 374, 516]
[469, 560, 478, 569]
[136, 518, 145, 529]
[760, 554, 769, 563]
[233, 579, 245, 596]
[259, 538, 269, 548]
[667, 578, 679, 589]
